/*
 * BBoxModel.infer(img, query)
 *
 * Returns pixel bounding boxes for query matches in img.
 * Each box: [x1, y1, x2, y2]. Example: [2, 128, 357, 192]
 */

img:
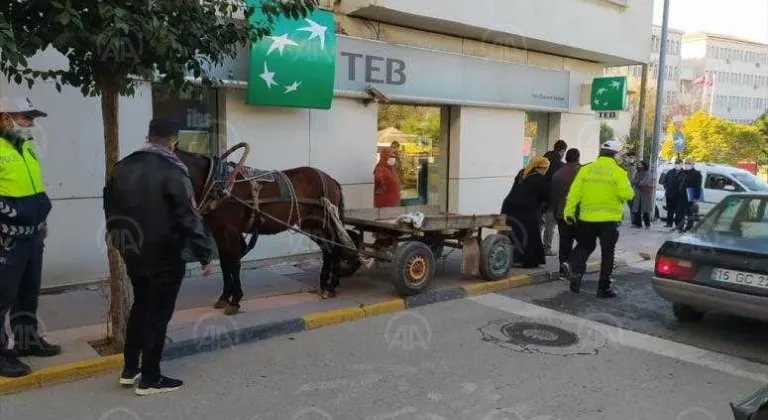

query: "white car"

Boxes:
[654, 163, 768, 222]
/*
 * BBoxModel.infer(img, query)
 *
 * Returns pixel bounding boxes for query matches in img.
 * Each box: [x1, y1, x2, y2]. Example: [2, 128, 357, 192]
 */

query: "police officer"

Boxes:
[0, 97, 61, 378]
[560, 140, 635, 298]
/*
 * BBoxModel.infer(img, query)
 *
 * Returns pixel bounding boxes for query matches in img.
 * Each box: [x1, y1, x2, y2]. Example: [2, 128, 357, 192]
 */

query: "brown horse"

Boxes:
[176, 149, 354, 315]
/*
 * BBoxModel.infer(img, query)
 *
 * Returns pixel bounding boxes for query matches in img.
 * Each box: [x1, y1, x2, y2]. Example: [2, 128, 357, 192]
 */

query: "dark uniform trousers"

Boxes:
[123, 261, 186, 382]
[0, 234, 45, 352]
[556, 220, 577, 267]
[569, 221, 619, 290]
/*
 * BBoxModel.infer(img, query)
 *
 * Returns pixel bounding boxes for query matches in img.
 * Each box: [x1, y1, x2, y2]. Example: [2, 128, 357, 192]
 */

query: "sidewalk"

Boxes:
[4, 225, 669, 394]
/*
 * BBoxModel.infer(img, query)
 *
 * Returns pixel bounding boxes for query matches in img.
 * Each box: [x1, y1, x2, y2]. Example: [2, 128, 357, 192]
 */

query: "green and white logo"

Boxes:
[590, 76, 627, 111]
[246, 4, 336, 109]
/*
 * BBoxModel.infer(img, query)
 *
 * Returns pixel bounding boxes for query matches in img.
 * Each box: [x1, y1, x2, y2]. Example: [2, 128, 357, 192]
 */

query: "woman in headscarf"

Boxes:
[630, 160, 654, 229]
[374, 147, 401, 208]
[501, 156, 551, 268]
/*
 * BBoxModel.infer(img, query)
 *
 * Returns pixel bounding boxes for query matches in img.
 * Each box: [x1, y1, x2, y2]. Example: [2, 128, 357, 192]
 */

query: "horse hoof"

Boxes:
[224, 304, 241, 316]
[213, 299, 229, 309]
[319, 290, 336, 300]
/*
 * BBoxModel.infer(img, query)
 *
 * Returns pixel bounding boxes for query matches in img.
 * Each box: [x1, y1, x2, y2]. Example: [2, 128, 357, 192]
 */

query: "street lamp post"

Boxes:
[649, 0, 671, 198]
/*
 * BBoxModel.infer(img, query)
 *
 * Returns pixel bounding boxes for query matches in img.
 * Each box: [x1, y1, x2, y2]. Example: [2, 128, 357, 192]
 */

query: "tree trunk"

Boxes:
[101, 84, 131, 351]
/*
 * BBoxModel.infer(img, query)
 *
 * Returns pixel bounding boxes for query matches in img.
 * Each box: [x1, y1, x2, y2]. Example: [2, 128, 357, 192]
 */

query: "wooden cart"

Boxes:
[339, 205, 513, 296]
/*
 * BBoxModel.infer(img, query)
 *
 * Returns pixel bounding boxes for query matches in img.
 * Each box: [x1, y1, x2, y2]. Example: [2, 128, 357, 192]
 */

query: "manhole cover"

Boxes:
[500, 322, 579, 347]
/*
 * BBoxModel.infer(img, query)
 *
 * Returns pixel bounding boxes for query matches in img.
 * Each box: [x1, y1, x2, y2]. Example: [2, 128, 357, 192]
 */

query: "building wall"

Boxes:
[340, 0, 654, 65]
[682, 34, 768, 123]
[447, 107, 525, 215]
[223, 91, 377, 261]
[6, 16, 613, 288]
[0, 60, 153, 287]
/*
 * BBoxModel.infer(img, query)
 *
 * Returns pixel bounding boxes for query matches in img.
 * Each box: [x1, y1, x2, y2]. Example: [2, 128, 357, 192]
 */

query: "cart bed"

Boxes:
[344, 205, 507, 234]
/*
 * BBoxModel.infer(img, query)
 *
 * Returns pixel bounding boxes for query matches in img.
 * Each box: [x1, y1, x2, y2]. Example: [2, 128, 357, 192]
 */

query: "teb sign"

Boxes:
[590, 76, 627, 112]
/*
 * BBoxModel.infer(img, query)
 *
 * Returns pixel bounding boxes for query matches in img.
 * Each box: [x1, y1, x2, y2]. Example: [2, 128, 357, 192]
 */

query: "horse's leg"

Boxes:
[224, 260, 244, 316]
[319, 246, 334, 300]
[329, 243, 342, 296]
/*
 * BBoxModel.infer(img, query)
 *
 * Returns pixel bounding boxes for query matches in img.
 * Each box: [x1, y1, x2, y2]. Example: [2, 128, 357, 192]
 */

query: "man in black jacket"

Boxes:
[103, 118, 214, 396]
[541, 139, 568, 256]
[662, 159, 683, 228]
[675, 157, 703, 233]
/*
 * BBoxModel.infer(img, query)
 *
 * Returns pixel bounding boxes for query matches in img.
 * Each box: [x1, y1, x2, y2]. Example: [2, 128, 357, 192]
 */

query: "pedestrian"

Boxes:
[550, 148, 582, 279]
[662, 159, 683, 228]
[561, 140, 634, 298]
[501, 156, 550, 268]
[373, 147, 401, 248]
[619, 150, 637, 223]
[0, 97, 61, 378]
[374, 147, 401, 208]
[675, 157, 703, 233]
[103, 118, 215, 396]
[541, 139, 568, 256]
[630, 160, 654, 229]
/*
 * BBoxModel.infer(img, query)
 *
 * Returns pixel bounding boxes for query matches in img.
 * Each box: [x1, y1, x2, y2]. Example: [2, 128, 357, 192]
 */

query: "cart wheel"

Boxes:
[338, 230, 362, 278]
[392, 241, 435, 296]
[479, 234, 513, 281]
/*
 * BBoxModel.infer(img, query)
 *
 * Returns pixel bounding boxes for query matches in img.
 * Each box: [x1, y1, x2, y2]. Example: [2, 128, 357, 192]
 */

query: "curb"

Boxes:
[0, 261, 603, 395]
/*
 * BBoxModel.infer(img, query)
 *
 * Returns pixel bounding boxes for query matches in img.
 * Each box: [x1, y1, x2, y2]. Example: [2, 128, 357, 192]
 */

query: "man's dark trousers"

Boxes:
[123, 262, 185, 382]
[665, 193, 678, 227]
[0, 235, 45, 351]
[569, 221, 619, 291]
[557, 220, 576, 267]
[676, 198, 694, 232]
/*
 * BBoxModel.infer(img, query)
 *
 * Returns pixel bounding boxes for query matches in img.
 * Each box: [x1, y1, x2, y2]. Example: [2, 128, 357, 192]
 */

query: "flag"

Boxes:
[245, 2, 337, 110]
[692, 76, 713, 86]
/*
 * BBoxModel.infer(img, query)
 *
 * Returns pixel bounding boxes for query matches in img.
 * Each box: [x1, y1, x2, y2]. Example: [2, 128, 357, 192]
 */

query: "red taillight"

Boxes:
[655, 255, 695, 281]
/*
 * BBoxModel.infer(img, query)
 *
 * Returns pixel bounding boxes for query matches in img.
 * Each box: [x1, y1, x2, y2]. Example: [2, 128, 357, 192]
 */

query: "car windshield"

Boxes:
[693, 195, 768, 239]
[731, 172, 768, 192]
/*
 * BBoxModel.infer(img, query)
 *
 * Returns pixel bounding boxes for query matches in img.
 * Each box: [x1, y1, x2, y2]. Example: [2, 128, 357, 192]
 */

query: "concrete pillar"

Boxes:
[447, 106, 525, 215]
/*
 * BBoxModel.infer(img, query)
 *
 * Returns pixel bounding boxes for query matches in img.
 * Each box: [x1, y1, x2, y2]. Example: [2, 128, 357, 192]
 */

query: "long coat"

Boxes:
[631, 169, 654, 213]
[501, 170, 549, 267]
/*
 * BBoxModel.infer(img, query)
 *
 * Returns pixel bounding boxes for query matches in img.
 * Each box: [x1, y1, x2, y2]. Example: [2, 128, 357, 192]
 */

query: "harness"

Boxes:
[193, 143, 359, 257]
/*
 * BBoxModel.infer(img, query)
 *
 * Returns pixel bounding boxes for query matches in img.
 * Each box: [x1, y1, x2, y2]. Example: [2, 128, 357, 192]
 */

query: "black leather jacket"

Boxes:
[103, 150, 213, 276]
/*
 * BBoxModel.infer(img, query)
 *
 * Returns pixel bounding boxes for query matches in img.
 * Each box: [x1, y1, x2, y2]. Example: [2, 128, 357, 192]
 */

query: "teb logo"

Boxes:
[192, 313, 240, 351]
[384, 311, 432, 351]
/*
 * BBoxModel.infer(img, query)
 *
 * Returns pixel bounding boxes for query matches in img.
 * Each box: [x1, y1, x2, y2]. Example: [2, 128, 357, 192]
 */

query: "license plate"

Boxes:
[711, 268, 768, 289]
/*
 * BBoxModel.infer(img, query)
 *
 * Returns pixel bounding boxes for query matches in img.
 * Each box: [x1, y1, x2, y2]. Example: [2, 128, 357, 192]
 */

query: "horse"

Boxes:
[176, 147, 356, 315]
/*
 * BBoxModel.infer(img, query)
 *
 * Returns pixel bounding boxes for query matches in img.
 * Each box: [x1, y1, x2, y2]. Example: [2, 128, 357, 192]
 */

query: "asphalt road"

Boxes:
[3, 264, 768, 420]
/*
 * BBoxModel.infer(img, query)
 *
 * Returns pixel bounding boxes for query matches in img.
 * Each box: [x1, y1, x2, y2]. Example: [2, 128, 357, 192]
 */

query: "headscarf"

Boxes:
[375, 147, 396, 171]
[523, 156, 550, 180]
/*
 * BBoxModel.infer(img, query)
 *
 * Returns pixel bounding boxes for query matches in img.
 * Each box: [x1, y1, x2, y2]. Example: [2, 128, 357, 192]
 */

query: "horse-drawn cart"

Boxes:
[339, 206, 513, 296]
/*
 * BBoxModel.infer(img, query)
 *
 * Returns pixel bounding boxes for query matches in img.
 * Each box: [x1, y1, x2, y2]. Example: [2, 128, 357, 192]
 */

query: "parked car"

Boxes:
[654, 163, 768, 222]
[652, 193, 768, 323]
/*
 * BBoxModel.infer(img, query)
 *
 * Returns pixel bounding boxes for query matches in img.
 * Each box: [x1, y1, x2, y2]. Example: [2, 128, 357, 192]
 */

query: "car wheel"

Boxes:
[672, 303, 705, 323]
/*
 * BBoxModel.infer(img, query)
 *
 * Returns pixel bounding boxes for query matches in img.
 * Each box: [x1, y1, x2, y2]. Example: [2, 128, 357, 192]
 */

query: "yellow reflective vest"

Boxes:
[0, 136, 45, 197]
[564, 156, 634, 223]
[0, 135, 50, 238]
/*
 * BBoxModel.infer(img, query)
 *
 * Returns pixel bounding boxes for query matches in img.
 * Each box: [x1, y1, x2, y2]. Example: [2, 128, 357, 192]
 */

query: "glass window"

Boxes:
[732, 172, 768, 192]
[151, 84, 218, 156]
[694, 197, 768, 240]
[524, 112, 551, 167]
[705, 173, 743, 192]
[376, 104, 447, 208]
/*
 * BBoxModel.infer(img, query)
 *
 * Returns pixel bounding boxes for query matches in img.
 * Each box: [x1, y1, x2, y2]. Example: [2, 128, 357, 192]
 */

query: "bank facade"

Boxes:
[0, 0, 653, 288]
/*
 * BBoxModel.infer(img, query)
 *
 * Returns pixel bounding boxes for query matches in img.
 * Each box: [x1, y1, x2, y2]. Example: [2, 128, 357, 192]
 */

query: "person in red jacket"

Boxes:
[374, 148, 401, 208]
